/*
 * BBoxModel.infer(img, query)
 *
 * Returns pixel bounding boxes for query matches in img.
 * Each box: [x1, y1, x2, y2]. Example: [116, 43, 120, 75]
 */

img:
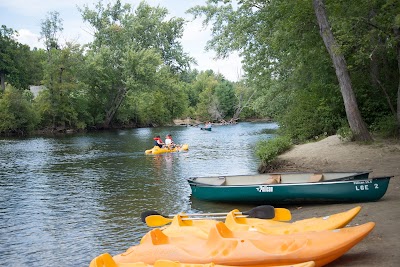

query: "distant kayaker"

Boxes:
[153, 135, 164, 148]
[205, 121, 212, 128]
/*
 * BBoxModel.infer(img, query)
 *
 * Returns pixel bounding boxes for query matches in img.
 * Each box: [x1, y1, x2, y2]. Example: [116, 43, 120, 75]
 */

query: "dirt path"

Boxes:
[274, 135, 400, 266]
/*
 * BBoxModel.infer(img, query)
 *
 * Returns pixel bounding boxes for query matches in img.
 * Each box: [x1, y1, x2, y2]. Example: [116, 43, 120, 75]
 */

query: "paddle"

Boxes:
[141, 205, 291, 227]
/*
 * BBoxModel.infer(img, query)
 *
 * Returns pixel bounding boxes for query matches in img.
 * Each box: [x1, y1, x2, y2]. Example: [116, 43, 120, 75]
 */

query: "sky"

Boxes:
[1, 0, 243, 81]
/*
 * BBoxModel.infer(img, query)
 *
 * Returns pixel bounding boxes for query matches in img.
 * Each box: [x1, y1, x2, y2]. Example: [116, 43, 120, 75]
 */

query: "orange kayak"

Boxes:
[224, 206, 362, 234]
[90, 253, 315, 267]
[115, 221, 374, 267]
[157, 206, 361, 239]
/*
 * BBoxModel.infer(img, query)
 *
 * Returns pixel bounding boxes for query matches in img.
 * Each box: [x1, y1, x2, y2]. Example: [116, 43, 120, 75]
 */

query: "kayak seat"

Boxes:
[263, 174, 281, 184]
[309, 173, 324, 182]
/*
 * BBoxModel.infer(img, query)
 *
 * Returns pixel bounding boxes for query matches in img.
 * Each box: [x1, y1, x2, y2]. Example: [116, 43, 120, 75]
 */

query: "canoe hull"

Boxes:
[200, 127, 212, 131]
[189, 176, 391, 204]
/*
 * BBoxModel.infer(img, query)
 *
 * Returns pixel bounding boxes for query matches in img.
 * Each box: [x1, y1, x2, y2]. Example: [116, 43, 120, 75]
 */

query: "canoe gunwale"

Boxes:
[187, 171, 372, 187]
[188, 176, 391, 188]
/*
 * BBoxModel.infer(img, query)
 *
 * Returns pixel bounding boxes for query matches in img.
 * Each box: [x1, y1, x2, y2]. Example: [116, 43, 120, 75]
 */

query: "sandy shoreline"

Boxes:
[273, 135, 400, 266]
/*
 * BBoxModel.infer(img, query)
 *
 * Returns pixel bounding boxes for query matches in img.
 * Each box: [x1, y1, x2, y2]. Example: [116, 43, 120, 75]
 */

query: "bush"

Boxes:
[370, 115, 399, 138]
[0, 87, 39, 135]
[256, 135, 292, 172]
[336, 120, 354, 141]
[277, 92, 341, 142]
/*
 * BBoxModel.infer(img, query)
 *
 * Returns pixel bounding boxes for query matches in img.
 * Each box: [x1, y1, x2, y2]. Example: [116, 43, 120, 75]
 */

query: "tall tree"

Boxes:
[40, 11, 64, 128]
[189, 1, 384, 140]
[313, 0, 372, 141]
[80, 0, 193, 128]
[40, 11, 63, 51]
[37, 43, 86, 130]
[396, 27, 400, 134]
[0, 26, 16, 91]
[0, 25, 41, 91]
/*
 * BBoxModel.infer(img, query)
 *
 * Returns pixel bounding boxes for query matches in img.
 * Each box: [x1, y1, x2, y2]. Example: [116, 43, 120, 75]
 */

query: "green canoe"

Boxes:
[187, 172, 392, 204]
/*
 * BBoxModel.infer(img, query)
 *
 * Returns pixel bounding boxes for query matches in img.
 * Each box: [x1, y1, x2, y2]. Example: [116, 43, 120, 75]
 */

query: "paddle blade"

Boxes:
[242, 205, 276, 219]
[141, 210, 163, 223]
[274, 208, 292, 221]
[145, 215, 173, 227]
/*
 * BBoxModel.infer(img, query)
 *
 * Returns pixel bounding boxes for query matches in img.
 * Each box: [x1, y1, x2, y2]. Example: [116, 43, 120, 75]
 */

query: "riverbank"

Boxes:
[274, 135, 400, 266]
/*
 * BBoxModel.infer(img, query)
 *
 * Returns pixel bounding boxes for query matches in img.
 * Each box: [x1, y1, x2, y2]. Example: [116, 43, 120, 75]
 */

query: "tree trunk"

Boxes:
[394, 27, 400, 135]
[232, 89, 255, 121]
[313, 0, 372, 141]
[103, 87, 127, 128]
[0, 72, 5, 92]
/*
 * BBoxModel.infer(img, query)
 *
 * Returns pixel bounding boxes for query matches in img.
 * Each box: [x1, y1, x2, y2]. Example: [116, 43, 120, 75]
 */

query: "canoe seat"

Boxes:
[263, 174, 281, 184]
[309, 174, 324, 182]
[215, 176, 226, 186]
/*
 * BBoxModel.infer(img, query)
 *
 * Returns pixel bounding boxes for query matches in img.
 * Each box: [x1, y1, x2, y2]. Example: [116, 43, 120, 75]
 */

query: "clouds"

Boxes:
[14, 29, 41, 49]
[2, 0, 242, 81]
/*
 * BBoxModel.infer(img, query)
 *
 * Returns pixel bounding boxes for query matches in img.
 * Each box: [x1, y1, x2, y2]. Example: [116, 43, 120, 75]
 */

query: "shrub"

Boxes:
[256, 135, 292, 172]
[0, 87, 39, 135]
[370, 115, 398, 138]
[336, 120, 354, 141]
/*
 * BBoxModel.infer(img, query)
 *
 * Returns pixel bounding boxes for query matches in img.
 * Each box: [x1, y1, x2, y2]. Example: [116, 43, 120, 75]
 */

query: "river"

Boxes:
[0, 122, 277, 266]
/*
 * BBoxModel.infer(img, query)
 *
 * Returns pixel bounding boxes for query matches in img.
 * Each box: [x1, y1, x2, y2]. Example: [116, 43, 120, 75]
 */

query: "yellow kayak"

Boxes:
[156, 206, 361, 239]
[225, 205, 362, 234]
[145, 144, 189, 155]
[114, 221, 375, 267]
[90, 253, 315, 267]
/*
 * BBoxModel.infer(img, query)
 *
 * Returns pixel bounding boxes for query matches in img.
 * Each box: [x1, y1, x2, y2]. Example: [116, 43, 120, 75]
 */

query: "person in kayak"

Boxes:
[153, 135, 164, 148]
[165, 134, 177, 149]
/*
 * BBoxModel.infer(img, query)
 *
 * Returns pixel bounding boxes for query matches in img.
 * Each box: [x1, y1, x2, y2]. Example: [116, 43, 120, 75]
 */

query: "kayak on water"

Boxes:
[145, 144, 189, 155]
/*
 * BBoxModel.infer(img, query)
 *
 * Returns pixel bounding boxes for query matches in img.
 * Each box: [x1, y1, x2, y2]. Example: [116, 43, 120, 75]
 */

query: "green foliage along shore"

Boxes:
[1, 0, 399, 142]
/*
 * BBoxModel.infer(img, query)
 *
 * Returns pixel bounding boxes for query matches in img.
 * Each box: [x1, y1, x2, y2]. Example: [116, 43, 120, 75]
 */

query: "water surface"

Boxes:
[0, 122, 277, 266]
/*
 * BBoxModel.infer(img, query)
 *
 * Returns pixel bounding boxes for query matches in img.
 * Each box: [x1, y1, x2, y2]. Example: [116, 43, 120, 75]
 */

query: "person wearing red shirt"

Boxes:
[153, 135, 164, 148]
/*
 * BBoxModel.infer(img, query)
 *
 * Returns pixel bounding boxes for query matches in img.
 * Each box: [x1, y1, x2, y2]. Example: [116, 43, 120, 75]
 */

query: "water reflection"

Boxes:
[0, 122, 277, 266]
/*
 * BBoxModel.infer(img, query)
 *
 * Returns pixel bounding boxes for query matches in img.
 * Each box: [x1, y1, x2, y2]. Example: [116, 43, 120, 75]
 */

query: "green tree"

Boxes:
[0, 26, 41, 91]
[39, 11, 65, 129]
[80, 0, 194, 128]
[0, 86, 39, 135]
[214, 79, 236, 119]
[40, 11, 63, 51]
[232, 81, 257, 120]
[326, 0, 400, 135]
[193, 71, 219, 120]
[36, 43, 87, 130]
[0, 26, 17, 91]
[313, 0, 372, 141]
[189, 0, 400, 140]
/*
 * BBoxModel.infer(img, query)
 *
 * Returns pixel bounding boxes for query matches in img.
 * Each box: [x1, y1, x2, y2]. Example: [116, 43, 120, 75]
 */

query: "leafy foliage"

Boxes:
[0, 86, 39, 135]
[255, 135, 292, 172]
[2, 0, 400, 141]
[189, 0, 399, 139]
[370, 115, 399, 138]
